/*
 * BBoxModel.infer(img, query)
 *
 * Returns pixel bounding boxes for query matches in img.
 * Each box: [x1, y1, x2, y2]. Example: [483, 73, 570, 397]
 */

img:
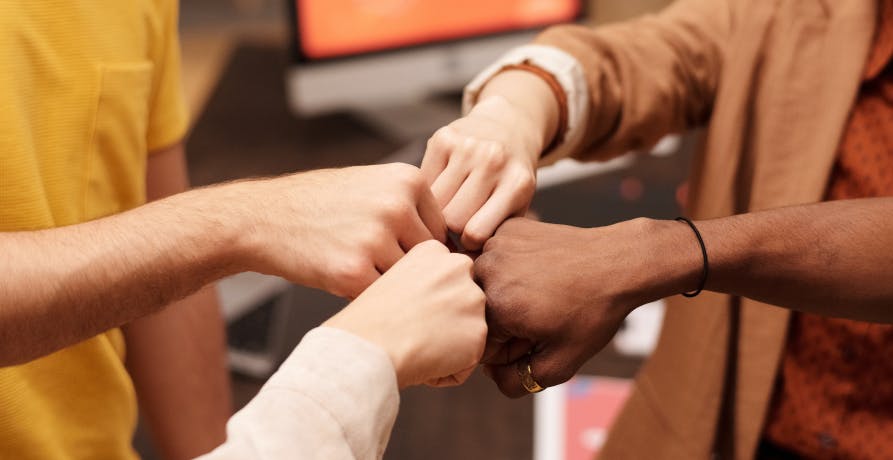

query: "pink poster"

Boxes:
[535, 376, 633, 460]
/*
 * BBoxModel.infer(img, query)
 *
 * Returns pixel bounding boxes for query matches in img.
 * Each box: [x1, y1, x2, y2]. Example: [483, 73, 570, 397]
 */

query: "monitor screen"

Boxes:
[294, 0, 584, 61]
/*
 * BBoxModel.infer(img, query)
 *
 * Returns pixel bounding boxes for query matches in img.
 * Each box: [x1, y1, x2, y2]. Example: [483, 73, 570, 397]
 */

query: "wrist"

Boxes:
[323, 310, 412, 389]
[195, 180, 271, 275]
[615, 218, 704, 305]
[475, 71, 560, 161]
[469, 97, 543, 167]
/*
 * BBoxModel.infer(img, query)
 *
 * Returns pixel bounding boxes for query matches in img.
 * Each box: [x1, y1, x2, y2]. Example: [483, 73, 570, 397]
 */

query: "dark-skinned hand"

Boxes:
[474, 217, 699, 398]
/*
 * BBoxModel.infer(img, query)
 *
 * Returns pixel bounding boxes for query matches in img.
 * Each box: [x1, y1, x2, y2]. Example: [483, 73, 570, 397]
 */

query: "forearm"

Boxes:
[124, 286, 231, 459]
[200, 328, 399, 460]
[639, 198, 893, 322]
[0, 184, 248, 365]
[125, 142, 232, 458]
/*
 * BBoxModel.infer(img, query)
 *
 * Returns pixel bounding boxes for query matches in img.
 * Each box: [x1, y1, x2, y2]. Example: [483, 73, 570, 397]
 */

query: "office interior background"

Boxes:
[137, 0, 685, 458]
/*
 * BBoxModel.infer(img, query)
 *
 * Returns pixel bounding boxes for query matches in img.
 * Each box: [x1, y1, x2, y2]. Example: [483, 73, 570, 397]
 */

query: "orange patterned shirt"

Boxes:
[762, 0, 893, 458]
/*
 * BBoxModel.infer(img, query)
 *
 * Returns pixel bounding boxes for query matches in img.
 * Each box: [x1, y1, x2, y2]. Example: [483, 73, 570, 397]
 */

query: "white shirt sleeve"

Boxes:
[198, 327, 400, 460]
[462, 44, 591, 166]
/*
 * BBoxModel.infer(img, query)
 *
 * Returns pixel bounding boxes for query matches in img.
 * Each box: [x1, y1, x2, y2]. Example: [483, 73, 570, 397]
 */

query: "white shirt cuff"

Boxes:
[203, 327, 400, 460]
[462, 44, 590, 165]
[267, 327, 400, 459]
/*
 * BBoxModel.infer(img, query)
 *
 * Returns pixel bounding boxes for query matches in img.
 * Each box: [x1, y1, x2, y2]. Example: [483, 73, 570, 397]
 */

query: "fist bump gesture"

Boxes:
[289, 163, 665, 395]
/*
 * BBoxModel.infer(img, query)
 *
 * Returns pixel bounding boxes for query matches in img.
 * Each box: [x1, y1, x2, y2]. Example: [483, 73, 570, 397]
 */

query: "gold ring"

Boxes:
[517, 355, 545, 393]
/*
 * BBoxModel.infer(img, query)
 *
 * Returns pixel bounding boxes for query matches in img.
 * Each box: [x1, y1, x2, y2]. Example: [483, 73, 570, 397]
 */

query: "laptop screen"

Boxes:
[294, 0, 583, 61]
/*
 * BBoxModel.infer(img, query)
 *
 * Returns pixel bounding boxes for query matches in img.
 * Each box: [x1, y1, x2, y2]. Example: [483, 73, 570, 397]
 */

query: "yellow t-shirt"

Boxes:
[0, 0, 188, 458]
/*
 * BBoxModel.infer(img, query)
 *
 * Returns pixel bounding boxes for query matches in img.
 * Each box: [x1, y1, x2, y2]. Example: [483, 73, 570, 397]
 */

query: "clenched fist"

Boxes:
[474, 217, 699, 397]
[421, 70, 560, 250]
[236, 163, 447, 298]
[326, 240, 488, 388]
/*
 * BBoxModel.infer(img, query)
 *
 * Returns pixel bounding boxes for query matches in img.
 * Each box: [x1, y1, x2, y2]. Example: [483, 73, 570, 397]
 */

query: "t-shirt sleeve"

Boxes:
[146, 0, 189, 152]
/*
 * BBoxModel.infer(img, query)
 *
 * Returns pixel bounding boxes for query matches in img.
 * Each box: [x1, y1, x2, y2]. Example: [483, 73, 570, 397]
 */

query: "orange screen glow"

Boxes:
[297, 0, 582, 59]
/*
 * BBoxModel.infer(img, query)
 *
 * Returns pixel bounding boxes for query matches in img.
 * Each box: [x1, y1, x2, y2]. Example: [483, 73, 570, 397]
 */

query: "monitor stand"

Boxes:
[353, 97, 462, 146]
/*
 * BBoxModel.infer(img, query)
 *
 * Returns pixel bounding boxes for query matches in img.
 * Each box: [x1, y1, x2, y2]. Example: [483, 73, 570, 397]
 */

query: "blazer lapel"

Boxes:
[734, 1, 876, 458]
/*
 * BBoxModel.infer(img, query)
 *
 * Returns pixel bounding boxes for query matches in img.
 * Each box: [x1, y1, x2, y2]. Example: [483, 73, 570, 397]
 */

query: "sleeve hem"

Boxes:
[462, 44, 590, 164]
[266, 327, 400, 459]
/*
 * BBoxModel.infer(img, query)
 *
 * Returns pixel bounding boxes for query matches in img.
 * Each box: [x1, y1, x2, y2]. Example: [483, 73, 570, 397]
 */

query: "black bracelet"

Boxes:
[675, 217, 708, 298]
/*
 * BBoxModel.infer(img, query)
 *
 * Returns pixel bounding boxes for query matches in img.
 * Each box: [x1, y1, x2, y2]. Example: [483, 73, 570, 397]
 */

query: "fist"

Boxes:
[421, 97, 539, 250]
[326, 240, 488, 388]
[244, 163, 447, 298]
[474, 218, 645, 398]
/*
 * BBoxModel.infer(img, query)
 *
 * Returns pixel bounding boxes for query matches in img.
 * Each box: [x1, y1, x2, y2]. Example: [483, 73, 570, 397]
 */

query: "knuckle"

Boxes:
[470, 284, 487, 307]
[427, 129, 453, 151]
[462, 225, 491, 249]
[465, 278, 487, 304]
[425, 135, 440, 152]
[389, 163, 423, 186]
[474, 322, 489, 347]
[480, 144, 509, 171]
[450, 252, 474, 270]
[380, 197, 414, 221]
[481, 235, 502, 253]
[512, 171, 536, 196]
[461, 288, 486, 314]
[472, 254, 492, 279]
[442, 211, 467, 235]
[415, 239, 444, 254]
[405, 171, 426, 191]
[333, 256, 370, 286]
[362, 226, 389, 251]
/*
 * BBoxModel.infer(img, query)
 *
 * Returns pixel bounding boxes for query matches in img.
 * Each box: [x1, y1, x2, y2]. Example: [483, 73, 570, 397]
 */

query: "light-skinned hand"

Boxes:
[324, 240, 488, 388]
[421, 71, 559, 250]
[235, 163, 447, 298]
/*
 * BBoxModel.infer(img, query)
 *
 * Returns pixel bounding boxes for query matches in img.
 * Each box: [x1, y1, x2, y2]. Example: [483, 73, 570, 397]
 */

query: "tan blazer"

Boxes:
[535, 0, 879, 458]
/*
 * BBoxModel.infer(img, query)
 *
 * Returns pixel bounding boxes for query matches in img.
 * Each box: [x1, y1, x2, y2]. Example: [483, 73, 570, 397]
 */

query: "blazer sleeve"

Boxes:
[535, 0, 731, 164]
[198, 327, 400, 460]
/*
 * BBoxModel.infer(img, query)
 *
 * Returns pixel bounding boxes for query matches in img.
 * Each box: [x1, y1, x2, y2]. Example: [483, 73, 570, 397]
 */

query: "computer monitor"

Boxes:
[286, 0, 585, 116]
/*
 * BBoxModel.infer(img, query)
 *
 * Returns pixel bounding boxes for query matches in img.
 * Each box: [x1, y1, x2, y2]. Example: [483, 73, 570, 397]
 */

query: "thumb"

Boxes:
[425, 365, 478, 388]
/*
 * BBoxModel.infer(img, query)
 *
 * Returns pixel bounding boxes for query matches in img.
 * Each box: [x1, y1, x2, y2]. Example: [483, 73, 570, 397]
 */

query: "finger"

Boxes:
[398, 211, 438, 252]
[481, 338, 507, 364]
[425, 376, 455, 387]
[487, 362, 531, 399]
[426, 365, 477, 388]
[416, 186, 448, 243]
[481, 338, 534, 366]
[461, 181, 531, 250]
[420, 135, 451, 184]
[374, 240, 405, 274]
[408, 238, 450, 257]
[442, 170, 497, 234]
[488, 347, 575, 398]
[449, 366, 478, 385]
[430, 159, 470, 208]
